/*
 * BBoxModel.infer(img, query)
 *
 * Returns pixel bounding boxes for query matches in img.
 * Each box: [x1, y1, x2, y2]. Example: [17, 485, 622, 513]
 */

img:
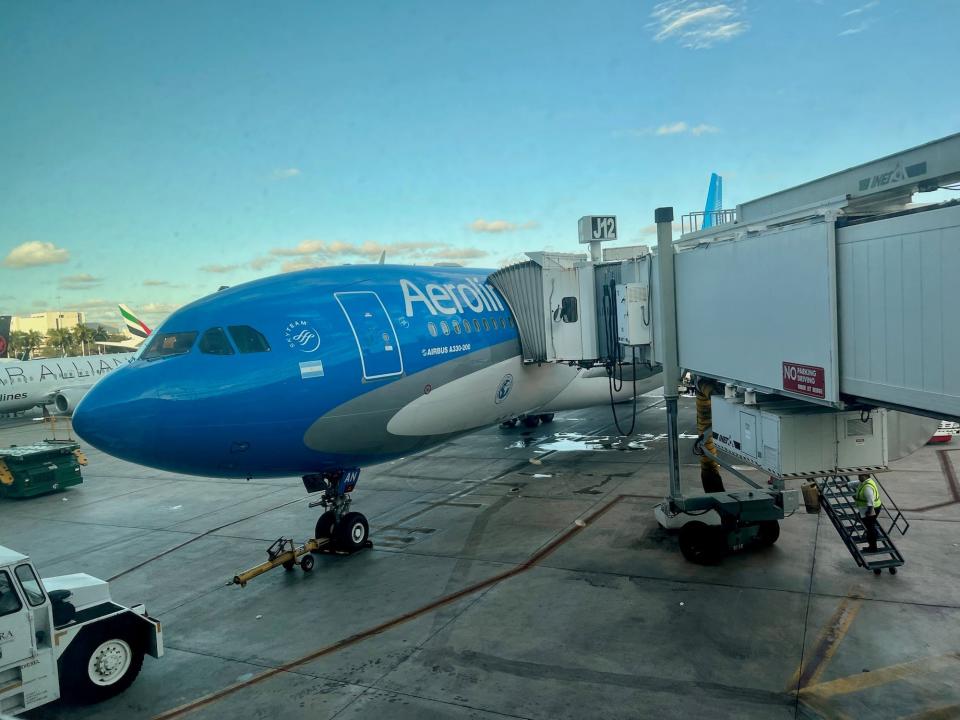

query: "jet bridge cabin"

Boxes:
[670, 132, 960, 421]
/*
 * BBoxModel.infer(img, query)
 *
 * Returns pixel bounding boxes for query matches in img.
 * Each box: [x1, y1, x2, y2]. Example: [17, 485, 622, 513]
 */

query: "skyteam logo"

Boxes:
[284, 320, 321, 353]
[495, 374, 513, 404]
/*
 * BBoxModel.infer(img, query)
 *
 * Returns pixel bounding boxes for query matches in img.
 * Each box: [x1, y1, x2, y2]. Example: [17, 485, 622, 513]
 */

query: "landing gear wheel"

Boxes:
[756, 520, 780, 547]
[300, 554, 315, 572]
[336, 512, 369, 552]
[315, 511, 336, 540]
[59, 621, 145, 703]
[539, 413, 555, 423]
[679, 521, 723, 565]
[522, 415, 541, 428]
[500, 419, 518, 429]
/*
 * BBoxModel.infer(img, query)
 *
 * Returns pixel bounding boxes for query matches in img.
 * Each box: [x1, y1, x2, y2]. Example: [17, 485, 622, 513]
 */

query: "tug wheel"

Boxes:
[59, 619, 145, 703]
[336, 512, 369, 552]
[679, 521, 724, 565]
[300, 554, 315, 572]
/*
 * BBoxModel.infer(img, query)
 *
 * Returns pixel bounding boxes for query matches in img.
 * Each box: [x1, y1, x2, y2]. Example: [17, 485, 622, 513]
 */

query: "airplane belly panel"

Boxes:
[386, 357, 579, 437]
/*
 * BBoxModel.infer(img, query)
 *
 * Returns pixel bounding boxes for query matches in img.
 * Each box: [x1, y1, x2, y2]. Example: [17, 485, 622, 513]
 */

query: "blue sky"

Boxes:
[1, 0, 958, 326]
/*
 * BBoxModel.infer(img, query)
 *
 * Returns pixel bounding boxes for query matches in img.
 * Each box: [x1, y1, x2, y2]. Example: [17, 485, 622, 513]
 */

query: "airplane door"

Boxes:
[335, 291, 404, 380]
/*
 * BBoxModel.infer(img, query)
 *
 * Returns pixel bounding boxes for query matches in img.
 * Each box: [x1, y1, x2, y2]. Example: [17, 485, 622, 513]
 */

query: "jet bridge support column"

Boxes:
[655, 207, 682, 503]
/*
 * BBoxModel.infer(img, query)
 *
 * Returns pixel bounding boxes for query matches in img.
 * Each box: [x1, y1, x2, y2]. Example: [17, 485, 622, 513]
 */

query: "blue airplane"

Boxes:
[73, 264, 659, 550]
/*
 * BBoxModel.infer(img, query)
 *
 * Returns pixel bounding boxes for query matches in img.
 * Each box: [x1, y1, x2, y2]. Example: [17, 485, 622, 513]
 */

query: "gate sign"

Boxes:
[783, 361, 825, 399]
[578, 215, 617, 244]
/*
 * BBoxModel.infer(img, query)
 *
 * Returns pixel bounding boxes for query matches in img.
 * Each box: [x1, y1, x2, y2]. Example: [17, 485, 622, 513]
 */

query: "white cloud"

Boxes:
[838, 21, 871, 36]
[690, 123, 720, 136]
[143, 279, 170, 286]
[270, 239, 490, 269]
[249, 256, 275, 271]
[272, 167, 302, 180]
[468, 219, 538, 234]
[843, 1, 878, 17]
[199, 263, 240, 273]
[630, 121, 721, 137]
[656, 121, 689, 136]
[650, 1, 748, 49]
[2, 241, 70, 268]
[58, 273, 102, 289]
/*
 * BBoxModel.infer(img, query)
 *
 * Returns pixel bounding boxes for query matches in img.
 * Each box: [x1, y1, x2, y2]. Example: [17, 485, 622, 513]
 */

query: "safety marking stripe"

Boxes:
[799, 653, 960, 700]
[789, 596, 863, 692]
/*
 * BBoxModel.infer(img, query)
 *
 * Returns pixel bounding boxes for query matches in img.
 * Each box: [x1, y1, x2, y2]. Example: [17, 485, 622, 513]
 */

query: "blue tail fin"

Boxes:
[701, 173, 723, 229]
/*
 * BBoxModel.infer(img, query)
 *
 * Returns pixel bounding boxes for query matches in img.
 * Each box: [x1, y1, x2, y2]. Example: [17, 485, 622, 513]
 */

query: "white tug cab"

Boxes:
[0, 545, 162, 713]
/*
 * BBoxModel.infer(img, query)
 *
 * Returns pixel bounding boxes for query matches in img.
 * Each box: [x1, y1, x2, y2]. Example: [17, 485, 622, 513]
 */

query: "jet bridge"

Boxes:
[493, 132, 960, 421]
[492, 132, 960, 566]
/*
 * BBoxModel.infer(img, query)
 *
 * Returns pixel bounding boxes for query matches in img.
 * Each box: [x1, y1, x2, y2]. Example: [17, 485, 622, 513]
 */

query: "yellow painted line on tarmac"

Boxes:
[790, 596, 863, 691]
[800, 653, 960, 700]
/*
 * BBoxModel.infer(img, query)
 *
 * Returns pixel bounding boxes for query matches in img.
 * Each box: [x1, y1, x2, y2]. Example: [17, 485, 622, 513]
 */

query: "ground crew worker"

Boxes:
[849, 473, 882, 551]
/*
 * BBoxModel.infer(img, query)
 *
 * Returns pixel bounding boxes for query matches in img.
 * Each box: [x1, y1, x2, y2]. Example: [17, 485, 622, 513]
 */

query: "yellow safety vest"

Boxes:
[855, 477, 882, 510]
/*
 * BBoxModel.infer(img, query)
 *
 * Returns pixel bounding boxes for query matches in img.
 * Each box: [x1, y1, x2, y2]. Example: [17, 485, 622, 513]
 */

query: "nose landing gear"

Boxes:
[303, 468, 372, 554]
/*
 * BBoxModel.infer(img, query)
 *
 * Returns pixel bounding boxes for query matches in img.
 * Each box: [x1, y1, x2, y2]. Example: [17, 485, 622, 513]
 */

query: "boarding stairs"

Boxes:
[816, 476, 909, 574]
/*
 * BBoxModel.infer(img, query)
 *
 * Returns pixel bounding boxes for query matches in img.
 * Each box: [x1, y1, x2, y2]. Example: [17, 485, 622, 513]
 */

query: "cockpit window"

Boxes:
[199, 327, 235, 355]
[228, 325, 271, 353]
[141, 331, 198, 360]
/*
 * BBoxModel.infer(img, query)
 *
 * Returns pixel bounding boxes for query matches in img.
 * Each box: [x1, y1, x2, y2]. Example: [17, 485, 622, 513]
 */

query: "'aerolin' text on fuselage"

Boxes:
[400, 278, 505, 317]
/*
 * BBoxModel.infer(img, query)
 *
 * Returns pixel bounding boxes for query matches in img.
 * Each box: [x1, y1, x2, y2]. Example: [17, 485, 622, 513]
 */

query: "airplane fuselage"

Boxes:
[74, 266, 656, 478]
[0, 354, 132, 414]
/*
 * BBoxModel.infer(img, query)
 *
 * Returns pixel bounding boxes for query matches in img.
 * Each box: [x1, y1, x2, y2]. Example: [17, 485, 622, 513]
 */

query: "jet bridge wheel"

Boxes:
[755, 520, 780, 547]
[678, 521, 725, 565]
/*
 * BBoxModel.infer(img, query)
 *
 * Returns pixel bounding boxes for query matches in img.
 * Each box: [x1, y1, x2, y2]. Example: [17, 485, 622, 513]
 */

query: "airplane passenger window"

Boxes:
[0, 571, 23, 617]
[473, 319, 481, 332]
[500, 317, 508, 329]
[440, 321, 450, 336]
[509, 317, 516, 328]
[452, 320, 461, 334]
[482, 318, 490, 331]
[15, 564, 45, 607]
[141, 331, 199, 360]
[228, 326, 271, 353]
[199, 327, 235, 355]
[462, 319, 471, 333]
[428, 322, 438, 337]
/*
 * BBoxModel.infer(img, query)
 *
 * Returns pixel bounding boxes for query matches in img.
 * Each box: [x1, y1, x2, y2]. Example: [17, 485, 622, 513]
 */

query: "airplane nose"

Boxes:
[73, 367, 160, 465]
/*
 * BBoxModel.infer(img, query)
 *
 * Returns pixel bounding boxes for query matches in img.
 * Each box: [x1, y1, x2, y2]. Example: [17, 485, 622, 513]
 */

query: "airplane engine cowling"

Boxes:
[54, 386, 92, 415]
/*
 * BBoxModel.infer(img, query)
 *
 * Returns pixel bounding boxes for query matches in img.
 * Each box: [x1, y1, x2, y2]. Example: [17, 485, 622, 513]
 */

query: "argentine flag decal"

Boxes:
[299, 360, 325, 379]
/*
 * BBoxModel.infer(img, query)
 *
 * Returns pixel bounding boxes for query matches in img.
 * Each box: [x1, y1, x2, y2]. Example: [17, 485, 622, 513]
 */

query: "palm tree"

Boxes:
[93, 325, 109, 342]
[47, 328, 74, 357]
[73, 324, 95, 356]
[8, 331, 28, 359]
[26, 330, 44, 359]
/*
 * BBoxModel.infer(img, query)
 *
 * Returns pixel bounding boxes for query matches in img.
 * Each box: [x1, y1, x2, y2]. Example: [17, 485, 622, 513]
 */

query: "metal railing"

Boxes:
[681, 209, 737, 235]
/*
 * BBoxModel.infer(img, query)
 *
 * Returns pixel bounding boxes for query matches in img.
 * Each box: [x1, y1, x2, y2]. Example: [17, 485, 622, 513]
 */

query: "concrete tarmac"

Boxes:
[2, 396, 958, 720]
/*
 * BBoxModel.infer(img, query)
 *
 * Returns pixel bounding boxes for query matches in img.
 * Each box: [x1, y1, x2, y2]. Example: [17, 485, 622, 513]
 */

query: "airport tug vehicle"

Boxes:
[0, 545, 162, 713]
